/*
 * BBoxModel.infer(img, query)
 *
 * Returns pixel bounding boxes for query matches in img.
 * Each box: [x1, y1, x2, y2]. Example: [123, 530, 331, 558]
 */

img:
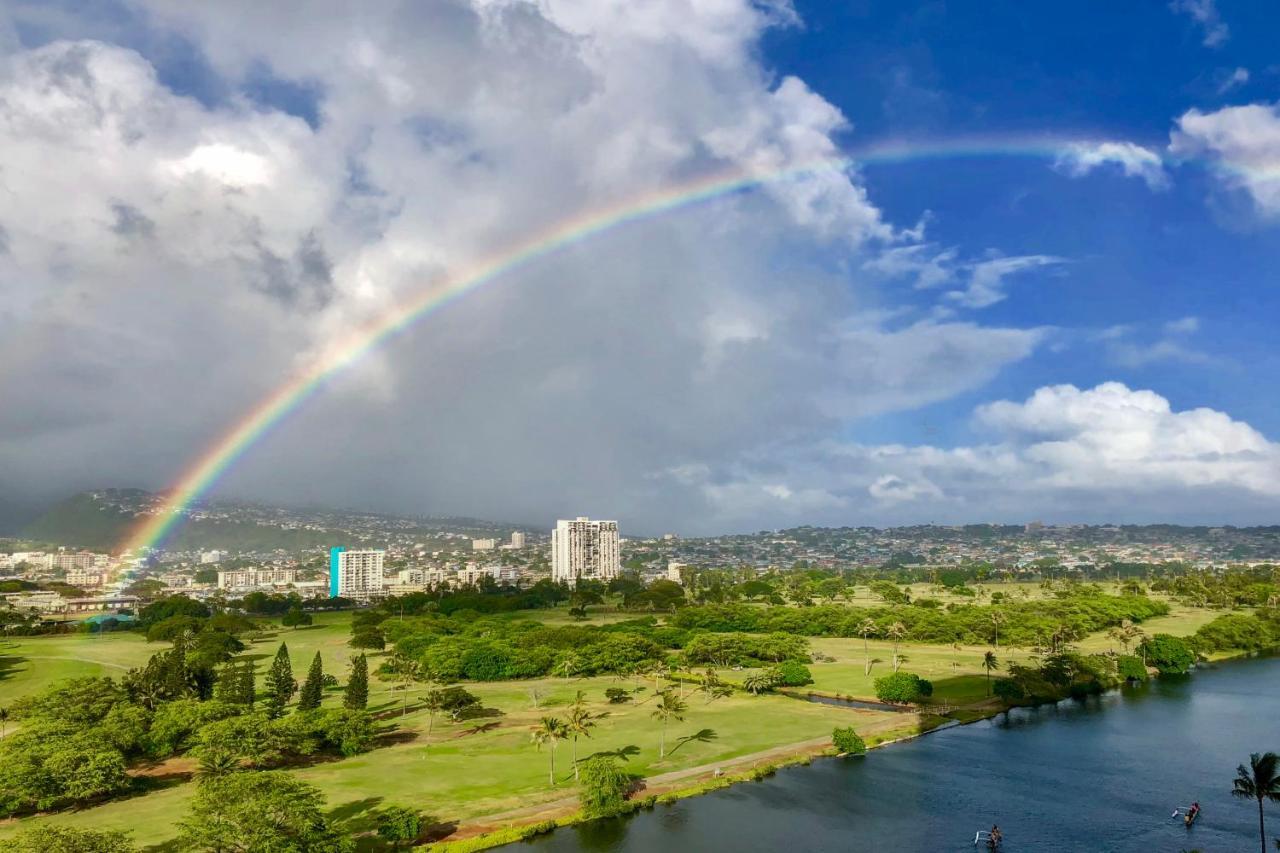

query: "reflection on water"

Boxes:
[512, 656, 1277, 852]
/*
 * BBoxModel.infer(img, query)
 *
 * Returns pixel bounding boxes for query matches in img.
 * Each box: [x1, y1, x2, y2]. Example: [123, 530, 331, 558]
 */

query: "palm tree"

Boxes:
[530, 716, 568, 786]
[564, 691, 597, 780]
[857, 618, 878, 675]
[701, 669, 732, 703]
[651, 689, 687, 759]
[0, 707, 8, 738]
[989, 611, 1005, 648]
[886, 622, 907, 672]
[1232, 752, 1280, 853]
[982, 651, 999, 695]
[197, 749, 240, 780]
[557, 654, 582, 681]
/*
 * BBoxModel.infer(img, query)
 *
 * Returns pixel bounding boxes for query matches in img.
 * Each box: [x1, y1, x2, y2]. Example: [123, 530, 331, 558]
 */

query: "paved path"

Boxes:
[448, 712, 920, 840]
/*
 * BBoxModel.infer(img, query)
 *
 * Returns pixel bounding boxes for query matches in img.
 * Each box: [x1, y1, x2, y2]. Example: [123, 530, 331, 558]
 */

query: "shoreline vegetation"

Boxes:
[0, 570, 1278, 850]
[429, 647, 1276, 853]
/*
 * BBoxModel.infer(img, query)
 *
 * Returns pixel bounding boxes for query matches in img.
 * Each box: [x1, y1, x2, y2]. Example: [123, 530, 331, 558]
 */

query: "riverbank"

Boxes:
[434, 645, 1274, 852]
[505, 653, 1280, 853]
[424, 710, 955, 851]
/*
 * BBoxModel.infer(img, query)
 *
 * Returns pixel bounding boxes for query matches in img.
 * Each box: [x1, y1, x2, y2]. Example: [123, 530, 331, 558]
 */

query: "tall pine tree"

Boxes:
[344, 654, 369, 711]
[264, 643, 296, 718]
[214, 662, 239, 703]
[298, 652, 324, 711]
[239, 659, 257, 707]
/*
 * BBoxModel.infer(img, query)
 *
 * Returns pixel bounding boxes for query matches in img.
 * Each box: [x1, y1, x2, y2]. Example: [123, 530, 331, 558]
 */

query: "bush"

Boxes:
[832, 727, 866, 755]
[1141, 634, 1196, 674]
[579, 755, 632, 817]
[12, 824, 135, 852]
[1117, 655, 1147, 682]
[873, 672, 932, 704]
[992, 678, 1024, 703]
[773, 660, 814, 687]
[604, 687, 633, 704]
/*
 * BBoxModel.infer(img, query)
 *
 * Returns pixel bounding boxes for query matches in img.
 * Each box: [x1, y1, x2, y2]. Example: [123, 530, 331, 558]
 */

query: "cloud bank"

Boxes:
[0, 1, 1273, 534]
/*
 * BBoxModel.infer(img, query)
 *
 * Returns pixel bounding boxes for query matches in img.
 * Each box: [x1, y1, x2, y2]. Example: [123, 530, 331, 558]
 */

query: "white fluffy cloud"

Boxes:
[667, 383, 1280, 528]
[1171, 101, 1280, 218]
[0, 1, 1057, 532]
[1054, 141, 1170, 190]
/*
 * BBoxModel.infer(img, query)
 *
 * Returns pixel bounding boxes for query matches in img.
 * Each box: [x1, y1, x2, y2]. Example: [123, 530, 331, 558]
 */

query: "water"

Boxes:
[513, 656, 1279, 852]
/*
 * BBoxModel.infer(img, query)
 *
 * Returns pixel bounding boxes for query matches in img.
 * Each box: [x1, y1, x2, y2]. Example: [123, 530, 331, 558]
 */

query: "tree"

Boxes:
[0, 706, 8, 737]
[178, 770, 351, 852]
[605, 687, 633, 704]
[298, 651, 324, 711]
[989, 610, 1005, 648]
[344, 654, 369, 711]
[349, 627, 386, 651]
[992, 677, 1024, 704]
[196, 748, 240, 780]
[700, 669, 733, 704]
[832, 727, 866, 755]
[982, 651, 1000, 696]
[530, 716, 568, 786]
[886, 622, 907, 672]
[239, 659, 257, 707]
[857, 618, 878, 675]
[1232, 752, 1280, 853]
[387, 652, 423, 717]
[1141, 634, 1196, 674]
[12, 825, 136, 853]
[579, 755, 631, 817]
[651, 689, 687, 759]
[282, 607, 313, 630]
[375, 806, 423, 851]
[565, 691, 597, 780]
[264, 643, 296, 718]
[874, 671, 932, 704]
[424, 686, 480, 731]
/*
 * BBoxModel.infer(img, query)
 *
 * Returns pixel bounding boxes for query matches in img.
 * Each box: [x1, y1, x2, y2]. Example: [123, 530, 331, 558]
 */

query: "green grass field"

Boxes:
[0, 598, 1230, 849]
[0, 613, 908, 848]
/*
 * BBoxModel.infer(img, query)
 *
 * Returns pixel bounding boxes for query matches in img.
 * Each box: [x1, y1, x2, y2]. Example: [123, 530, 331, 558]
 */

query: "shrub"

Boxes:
[1117, 655, 1147, 682]
[12, 824, 136, 852]
[873, 672, 932, 704]
[832, 727, 866, 755]
[604, 687, 632, 704]
[773, 660, 814, 687]
[1141, 634, 1196, 674]
[578, 755, 632, 817]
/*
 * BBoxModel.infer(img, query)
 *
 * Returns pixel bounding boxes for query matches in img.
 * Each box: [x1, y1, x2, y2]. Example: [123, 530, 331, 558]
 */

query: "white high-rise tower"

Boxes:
[550, 517, 620, 586]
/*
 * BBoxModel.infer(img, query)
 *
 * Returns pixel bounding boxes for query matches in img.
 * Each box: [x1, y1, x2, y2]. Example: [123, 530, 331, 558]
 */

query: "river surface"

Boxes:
[512, 655, 1278, 852]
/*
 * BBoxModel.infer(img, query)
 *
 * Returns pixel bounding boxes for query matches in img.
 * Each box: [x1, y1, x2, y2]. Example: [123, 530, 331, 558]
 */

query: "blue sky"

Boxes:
[762, 0, 1280, 446]
[0, 0, 1277, 532]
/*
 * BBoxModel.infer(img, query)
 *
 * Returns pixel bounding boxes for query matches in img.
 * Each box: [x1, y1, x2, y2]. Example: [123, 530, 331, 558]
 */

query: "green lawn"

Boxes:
[0, 632, 154, 706]
[0, 615, 902, 849]
[0, 600, 1232, 849]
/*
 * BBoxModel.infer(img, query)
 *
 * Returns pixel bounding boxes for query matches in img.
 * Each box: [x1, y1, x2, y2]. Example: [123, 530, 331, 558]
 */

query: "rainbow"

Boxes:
[117, 134, 1176, 555]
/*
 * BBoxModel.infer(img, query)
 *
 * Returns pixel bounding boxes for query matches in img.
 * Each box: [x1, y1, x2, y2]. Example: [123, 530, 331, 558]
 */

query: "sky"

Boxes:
[1, 0, 1278, 535]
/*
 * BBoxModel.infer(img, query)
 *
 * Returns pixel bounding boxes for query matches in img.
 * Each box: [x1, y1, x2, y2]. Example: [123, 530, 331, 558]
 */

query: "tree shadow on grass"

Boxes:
[0, 654, 24, 684]
[327, 795, 385, 836]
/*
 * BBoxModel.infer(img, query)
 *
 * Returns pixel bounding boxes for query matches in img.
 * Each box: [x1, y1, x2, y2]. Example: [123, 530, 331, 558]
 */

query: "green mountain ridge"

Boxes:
[17, 492, 535, 554]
